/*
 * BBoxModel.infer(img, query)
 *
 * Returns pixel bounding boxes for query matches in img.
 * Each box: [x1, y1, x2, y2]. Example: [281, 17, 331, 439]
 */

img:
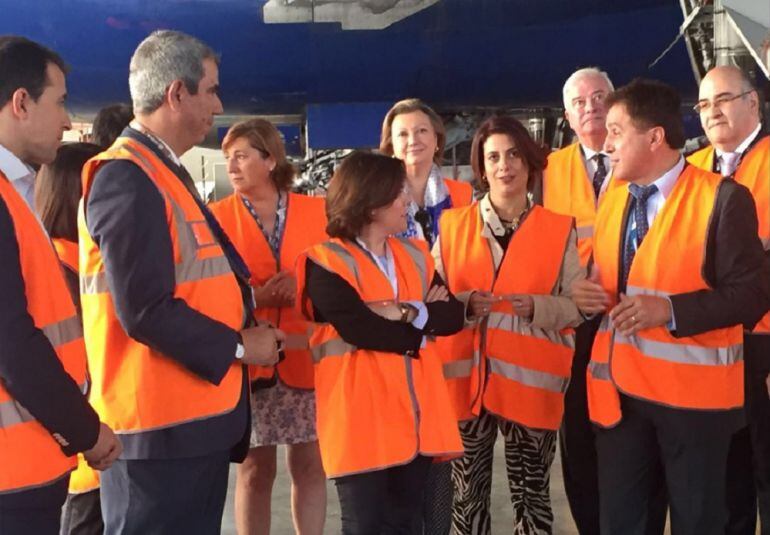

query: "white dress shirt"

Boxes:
[715, 124, 762, 176]
[0, 143, 36, 209]
[582, 144, 613, 194]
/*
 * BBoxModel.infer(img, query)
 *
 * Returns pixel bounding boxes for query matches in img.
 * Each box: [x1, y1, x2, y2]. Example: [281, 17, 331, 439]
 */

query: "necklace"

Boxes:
[499, 204, 530, 232]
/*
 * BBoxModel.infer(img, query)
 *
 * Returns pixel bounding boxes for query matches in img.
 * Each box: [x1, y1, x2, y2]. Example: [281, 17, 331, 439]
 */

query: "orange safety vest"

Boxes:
[688, 135, 770, 334]
[587, 166, 744, 428]
[0, 174, 87, 494]
[543, 143, 620, 266]
[50, 238, 100, 495]
[444, 178, 474, 207]
[209, 192, 327, 388]
[436, 204, 575, 430]
[78, 137, 245, 436]
[296, 237, 463, 477]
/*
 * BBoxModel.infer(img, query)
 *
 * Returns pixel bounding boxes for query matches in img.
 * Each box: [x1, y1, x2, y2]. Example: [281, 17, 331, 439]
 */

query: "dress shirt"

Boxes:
[0, 143, 36, 209]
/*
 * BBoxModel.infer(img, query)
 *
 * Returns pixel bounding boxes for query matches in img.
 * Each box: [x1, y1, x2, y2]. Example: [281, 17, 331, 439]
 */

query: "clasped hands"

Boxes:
[253, 271, 296, 308]
[571, 268, 671, 335]
[469, 291, 533, 320]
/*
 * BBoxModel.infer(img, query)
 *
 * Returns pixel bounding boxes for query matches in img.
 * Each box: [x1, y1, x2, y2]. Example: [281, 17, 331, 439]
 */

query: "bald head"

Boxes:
[697, 65, 760, 152]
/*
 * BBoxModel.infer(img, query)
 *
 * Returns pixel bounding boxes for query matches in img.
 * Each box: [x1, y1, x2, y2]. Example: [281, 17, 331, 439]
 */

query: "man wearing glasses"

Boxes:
[689, 65, 770, 535]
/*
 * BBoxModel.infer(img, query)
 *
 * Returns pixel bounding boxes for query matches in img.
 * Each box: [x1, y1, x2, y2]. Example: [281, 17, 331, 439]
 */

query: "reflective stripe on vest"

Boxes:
[688, 136, 770, 334]
[588, 166, 744, 426]
[0, 173, 86, 494]
[78, 137, 244, 436]
[297, 237, 463, 477]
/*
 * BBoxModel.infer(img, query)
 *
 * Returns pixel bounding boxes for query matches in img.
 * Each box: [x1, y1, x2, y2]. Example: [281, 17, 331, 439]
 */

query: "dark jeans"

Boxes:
[726, 334, 770, 535]
[559, 316, 601, 535]
[335, 455, 432, 535]
[0, 476, 68, 535]
[415, 461, 452, 535]
[61, 489, 103, 535]
[100, 451, 230, 535]
[596, 395, 741, 535]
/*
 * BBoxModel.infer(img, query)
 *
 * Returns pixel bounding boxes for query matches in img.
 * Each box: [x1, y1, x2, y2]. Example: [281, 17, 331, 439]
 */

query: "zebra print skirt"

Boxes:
[451, 409, 557, 535]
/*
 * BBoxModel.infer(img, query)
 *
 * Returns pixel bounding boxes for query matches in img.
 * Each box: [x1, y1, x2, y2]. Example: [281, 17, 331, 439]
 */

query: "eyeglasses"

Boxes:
[693, 90, 753, 114]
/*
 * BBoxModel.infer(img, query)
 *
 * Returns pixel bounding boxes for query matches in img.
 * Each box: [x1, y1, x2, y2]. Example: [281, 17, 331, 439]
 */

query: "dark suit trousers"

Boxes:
[559, 316, 601, 535]
[0, 476, 68, 535]
[100, 451, 230, 535]
[596, 394, 742, 535]
[726, 334, 770, 535]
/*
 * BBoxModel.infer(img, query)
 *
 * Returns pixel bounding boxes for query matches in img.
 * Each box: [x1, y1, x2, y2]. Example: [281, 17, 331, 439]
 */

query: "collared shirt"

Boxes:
[581, 144, 613, 194]
[0, 143, 36, 209]
[715, 123, 762, 164]
[129, 121, 182, 166]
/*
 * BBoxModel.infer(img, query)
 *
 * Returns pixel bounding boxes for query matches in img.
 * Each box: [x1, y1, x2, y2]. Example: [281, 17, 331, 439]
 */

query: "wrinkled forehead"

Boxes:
[698, 72, 743, 99]
[566, 74, 611, 98]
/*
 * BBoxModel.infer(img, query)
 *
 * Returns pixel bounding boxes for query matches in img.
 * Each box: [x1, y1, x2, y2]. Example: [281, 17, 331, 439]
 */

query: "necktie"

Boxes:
[592, 154, 607, 199]
[720, 152, 739, 177]
[621, 183, 658, 291]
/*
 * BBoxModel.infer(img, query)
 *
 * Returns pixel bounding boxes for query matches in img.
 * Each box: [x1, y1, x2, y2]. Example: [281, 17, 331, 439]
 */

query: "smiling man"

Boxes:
[78, 30, 285, 533]
[688, 65, 770, 534]
[572, 78, 767, 535]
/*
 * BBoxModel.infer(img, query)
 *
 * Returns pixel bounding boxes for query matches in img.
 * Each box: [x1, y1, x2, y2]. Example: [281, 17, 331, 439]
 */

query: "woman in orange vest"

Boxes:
[380, 98, 474, 534]
[208, 119, 327, 535]
[297, 151, 465, 534]
[35, 142, 105, 535]
[380, 98, 474, 247]
[434, 116, 584, 534]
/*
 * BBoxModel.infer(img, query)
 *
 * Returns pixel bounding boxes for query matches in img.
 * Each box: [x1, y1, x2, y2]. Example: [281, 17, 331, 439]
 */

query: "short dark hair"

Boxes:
[326, 151, 406, 240]
[470, 115, 548, 196]
[605, 78, 686, 149]
[222, 118, 295, 191]
[92, 103, 133, 148]
[0, 36, 68, 109]
[35, 142, 102, 241]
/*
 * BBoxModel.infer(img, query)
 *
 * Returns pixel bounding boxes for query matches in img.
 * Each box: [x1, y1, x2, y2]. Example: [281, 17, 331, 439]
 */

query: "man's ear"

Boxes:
[10, 88, 30, 119]
[166, 80, 185, 112]
[649, 126, 666, 151]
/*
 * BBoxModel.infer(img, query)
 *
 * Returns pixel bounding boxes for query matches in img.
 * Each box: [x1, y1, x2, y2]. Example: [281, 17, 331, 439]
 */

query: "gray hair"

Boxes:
[562, 67, 614, 108]
[129, 30, 219, 114]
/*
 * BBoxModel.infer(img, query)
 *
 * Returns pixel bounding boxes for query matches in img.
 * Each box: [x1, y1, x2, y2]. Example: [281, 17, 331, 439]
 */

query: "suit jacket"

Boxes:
[627, 175, 769, 338]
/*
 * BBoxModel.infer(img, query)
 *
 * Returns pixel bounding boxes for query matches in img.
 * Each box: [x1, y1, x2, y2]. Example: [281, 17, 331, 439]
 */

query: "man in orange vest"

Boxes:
[543, 67, 614, 535]
[573, 78, 768, 535]
[78, 31, 285, 533]
[689, 65, 770, 534]
[0, 36, 122, 534]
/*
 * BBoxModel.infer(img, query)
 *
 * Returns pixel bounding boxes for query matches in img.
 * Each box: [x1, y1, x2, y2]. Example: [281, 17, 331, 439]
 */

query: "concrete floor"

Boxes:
[221, 440, 579, 534]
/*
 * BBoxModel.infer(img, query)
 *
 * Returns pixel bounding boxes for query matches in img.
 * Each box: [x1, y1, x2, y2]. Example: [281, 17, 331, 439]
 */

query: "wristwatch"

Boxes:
[235, 332, 245, 360]
[399, 303, 413, 322]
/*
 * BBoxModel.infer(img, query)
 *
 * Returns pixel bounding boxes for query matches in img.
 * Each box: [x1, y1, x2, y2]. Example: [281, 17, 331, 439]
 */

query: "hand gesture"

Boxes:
[572, 265, 610, 315]
[508, 294, 534, 320]
[83, 422, 122, 471]
[469, 291, 497, 318]
[239, 324, 286, 366]
[609, 293, 672, 336]
[254, 271, 296, 308]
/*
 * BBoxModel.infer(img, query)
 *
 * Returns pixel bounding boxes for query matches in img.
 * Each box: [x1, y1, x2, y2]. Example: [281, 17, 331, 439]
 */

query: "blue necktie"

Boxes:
[622, 183, 658, 291]
[592, 154, 607, 199]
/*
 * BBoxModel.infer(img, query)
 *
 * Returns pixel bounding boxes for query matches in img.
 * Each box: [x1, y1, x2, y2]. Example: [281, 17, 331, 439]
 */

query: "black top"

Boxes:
[0, 197, 100, 486]
[305, 252, 464, 354]
[84, 127, 248, 459]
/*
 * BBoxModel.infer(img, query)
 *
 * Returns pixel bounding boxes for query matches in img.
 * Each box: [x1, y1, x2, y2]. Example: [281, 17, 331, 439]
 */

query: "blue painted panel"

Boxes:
[307, 102, 392, 149]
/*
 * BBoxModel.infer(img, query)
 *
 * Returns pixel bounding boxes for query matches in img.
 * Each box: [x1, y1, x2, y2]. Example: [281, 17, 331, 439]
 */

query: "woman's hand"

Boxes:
[508, 294, 534, 320]
[425, 284, 449, 303]
[253, 271, 296, 308]
[469, 291, 497, 318]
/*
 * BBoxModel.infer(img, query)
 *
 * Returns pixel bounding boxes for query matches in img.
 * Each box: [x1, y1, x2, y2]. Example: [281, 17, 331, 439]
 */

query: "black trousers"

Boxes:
[100, 451, 230, 535]
[0, 476, 68, 535]
[726, 334, 770, 535]
[335, 455, 432, 535]
[559, 316, 601, 535]
[61, 489, 103, 535]
[596, 394, 742, 535]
